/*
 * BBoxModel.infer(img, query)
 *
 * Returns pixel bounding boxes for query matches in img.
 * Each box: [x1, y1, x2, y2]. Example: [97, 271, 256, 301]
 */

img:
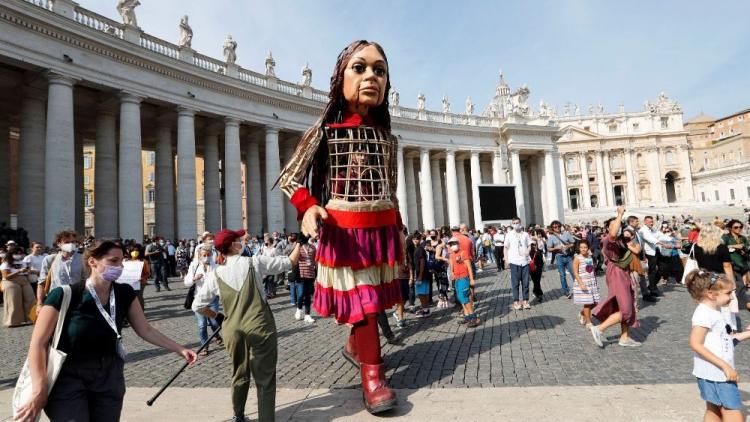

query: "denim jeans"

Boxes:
[293, 278, 314, 314]
[510, 264, 530, 301]
[151, 260, 168, 288]
[194, 296, 220, 345]
[556, 254, 574, 294]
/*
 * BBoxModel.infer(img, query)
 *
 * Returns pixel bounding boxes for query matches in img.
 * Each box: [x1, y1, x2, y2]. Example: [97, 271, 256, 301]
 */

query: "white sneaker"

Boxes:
[294, 309, 303, 321]
[303, 314, 315, 323]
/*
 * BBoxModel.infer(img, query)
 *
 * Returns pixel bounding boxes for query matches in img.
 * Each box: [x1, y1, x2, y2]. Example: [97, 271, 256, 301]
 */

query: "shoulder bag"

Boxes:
[681, 244, 699, 285]
[13, 284, 72, 421]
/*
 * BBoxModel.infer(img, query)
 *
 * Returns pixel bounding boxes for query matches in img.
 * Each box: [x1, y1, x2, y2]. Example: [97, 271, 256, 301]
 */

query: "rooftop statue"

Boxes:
[465, 97, 474, 115]
[417, 92, 426, 112]
[223, 35, 237, 64]
[390, 89, 399, 107]
[116, 0, 140, 27]
[301, 63, 312, 87]
[441, 95, 450, 113]
[265, 51, 276, 77]
[178, 15, 193, 49]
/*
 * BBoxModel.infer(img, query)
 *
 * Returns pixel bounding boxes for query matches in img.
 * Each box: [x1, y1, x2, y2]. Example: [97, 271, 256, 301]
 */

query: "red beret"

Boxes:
[214, 229, 246, 253]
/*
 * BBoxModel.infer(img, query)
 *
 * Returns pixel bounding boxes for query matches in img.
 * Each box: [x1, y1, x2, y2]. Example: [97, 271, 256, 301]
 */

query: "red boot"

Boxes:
[360, 363, 397, 414]
[342, 334, 359, 368]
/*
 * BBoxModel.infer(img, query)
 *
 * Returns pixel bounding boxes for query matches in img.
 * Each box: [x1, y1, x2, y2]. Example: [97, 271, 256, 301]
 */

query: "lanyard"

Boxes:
[86, 280, 126, 358]
[86, 280, 119, 339]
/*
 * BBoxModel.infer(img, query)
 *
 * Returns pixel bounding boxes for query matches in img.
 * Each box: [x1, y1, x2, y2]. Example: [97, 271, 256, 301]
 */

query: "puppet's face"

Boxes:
[343, 45, 387, 112]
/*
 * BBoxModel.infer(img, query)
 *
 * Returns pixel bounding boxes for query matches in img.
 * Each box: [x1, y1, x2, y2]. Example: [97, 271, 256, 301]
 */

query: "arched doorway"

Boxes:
[613, 185, 624, 205]
[665, 171, 678, 203]
[591, 194, 599, 208]
[569, 188, 579, 210]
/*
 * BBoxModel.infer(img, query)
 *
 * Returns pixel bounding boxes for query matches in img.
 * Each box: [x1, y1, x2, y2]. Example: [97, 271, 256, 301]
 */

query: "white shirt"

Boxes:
[692, 303, 735, 381]
[183, 259, 217, 288]
[639, 226, 660, 256]
[23, 254, 46, 273]
[191, 254, 291, 312]
[504, 230, 531, 266]
[492, 232, 505, 247]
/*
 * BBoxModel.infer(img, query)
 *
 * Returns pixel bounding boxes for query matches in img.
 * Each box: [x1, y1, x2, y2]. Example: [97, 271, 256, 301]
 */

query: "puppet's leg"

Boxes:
[354, 313, 396, 413]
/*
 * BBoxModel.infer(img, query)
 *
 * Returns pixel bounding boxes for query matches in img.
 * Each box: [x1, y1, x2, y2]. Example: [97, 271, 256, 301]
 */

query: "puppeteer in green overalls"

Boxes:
[193, 229, 300, 422]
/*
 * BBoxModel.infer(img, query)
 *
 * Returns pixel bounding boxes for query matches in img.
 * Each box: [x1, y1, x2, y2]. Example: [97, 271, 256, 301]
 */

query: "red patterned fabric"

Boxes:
[327, 112, 373, 128]
[313, 279, 402, 325]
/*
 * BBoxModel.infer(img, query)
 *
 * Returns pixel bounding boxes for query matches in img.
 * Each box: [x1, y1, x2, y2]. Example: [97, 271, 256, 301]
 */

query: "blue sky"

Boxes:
[80, 0, 750, 119]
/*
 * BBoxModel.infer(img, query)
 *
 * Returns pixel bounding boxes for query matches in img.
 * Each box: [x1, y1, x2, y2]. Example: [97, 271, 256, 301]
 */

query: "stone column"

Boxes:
[154, 123, 175, 241]
[18, 87, 46, 242]
[679, 146, 695, 201]
[404, 154, 419, 231]
[264, 127, 284, 232]
[94, 109, 118, 237]
[430, 157, 445, 226]
[224, 118, 243, 229]
[0, 117, 10, 225]
[281, 142, 298, 232]
[544, 151, 562, 222]
[117, 92, 144, 240]
[624, 148, 638, 206]
[44, 73, 76, 245]
[492, 151, 506, 184]
[510, 149, 525, 222]
[469, 151, 483, 229]
[456, 157, 470, 225]
[444, 149, 461, 227]
[396, 145, 409, 229]
[602, 150, 614, 206]
[203, 131, 221, 233]
[245, 135, 263, 235]
[419, 148, 435, 230]
[176, 107, 197, 240]
[74, 134, 84, 235]
[579, 152, 592, 209]
[649, 148, 663, 203]
[595, 151, 607, 208]
[558, 155, 568, 211]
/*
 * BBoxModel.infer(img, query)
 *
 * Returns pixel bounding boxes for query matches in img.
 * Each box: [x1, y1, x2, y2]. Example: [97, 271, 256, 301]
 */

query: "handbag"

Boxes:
[681, 244, 699, 285]
[13, 284, 72, 421]
[183, 263, 199, 310]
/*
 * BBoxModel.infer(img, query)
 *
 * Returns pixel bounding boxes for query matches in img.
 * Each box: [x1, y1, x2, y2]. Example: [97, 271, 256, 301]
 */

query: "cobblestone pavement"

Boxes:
[3, 264, 749, 391]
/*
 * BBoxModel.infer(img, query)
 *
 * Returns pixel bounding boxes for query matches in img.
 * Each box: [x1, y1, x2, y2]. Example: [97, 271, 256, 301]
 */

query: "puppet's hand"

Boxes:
[301, 205, 328, 238]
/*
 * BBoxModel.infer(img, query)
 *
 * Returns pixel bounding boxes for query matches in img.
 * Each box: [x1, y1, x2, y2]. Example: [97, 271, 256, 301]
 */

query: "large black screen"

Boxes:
[477, 185, 517, 222]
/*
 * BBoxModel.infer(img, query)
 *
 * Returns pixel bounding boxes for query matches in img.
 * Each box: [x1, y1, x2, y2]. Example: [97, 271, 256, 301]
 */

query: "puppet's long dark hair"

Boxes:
[289, 40, 392, 205]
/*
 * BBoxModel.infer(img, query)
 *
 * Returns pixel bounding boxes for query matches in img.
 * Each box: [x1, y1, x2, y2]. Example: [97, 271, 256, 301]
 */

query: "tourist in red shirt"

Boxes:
[447, 237, 480, 327]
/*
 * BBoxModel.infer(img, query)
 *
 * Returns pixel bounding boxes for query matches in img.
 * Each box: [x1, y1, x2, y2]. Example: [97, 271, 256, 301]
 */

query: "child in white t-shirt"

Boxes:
[687, 269, 747, 421]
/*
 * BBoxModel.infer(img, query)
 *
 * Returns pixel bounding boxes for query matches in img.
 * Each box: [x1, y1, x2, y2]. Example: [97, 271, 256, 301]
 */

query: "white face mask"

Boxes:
[60, 243, 76, 253]
[200, 257, 209, 264]
[450, 244, 459, 252]
[512, 223, 522, 232]
[12, 254, 23, 260]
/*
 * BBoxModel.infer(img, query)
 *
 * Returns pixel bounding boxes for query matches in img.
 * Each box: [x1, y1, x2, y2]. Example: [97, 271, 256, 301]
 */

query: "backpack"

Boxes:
[483, 237, 491, 248]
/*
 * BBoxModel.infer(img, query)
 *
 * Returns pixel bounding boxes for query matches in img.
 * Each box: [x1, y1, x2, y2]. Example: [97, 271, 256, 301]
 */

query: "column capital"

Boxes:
[44, 71, 77, 86]
[119, 91, 144, 104]
[224, 117, 241, 127]
[445, 148, 457, 157]
[176, 106, 197, 117]
[419, 147, 431, 155]
[265, 126, 280, 135]
[470, 150, 480, 158]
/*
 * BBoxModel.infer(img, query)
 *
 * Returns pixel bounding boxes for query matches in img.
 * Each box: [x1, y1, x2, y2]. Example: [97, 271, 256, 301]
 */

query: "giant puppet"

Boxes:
[277, 40, 402, 414]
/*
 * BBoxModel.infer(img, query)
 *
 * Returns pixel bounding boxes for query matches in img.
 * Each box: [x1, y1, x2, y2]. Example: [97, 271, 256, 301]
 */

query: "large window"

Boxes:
[147, 151, 155, 165]
[84, 192, 93, 207]
[701, 192, 706, 202]
[83, 155, 92, 169]
[665, 150, 674, 165]
[661, 116, 669, 129]
[566, 157, 577, 172]
[730, 189, 736, 200]
[146, 189, 155, 203]
[715, 190, 720, 201]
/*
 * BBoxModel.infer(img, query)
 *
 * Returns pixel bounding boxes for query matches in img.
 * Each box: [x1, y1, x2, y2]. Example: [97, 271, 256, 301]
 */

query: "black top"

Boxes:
[694, 244, 731, 274]
[413, 246, 427, 279]
[45, 282, 136, 361]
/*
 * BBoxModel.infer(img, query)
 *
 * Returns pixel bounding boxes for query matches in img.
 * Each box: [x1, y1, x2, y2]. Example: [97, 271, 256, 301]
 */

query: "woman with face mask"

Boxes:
[15, 240, 197, 422]
[1, 246, 35, 327]
[124, 244, 151, 311]
[184, 245, 223, 356]
[37, 230, 86, 309]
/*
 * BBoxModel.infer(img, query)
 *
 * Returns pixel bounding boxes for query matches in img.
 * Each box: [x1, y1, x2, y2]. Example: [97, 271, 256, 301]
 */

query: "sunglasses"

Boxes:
[732, 226, 742, 229]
